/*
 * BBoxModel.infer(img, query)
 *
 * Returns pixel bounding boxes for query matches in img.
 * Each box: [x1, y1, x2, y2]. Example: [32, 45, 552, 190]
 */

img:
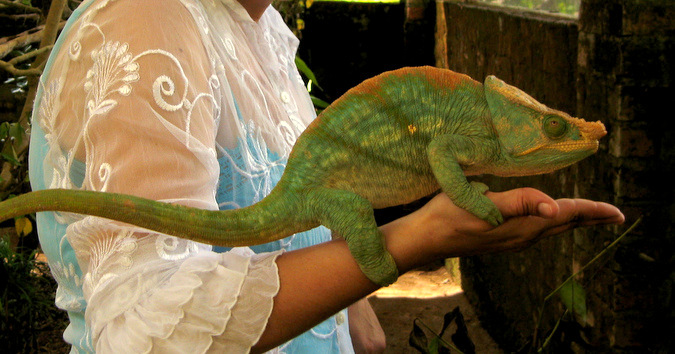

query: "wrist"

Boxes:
[379, 206, 447, 274]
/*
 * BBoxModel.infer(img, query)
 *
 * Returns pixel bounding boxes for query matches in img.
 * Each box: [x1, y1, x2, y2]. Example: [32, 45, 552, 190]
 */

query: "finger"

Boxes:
[486, 188, 559, 219]
[534, 199, 624, 238]
[555, 199, 625, 225]
[482, 198, 624, 251]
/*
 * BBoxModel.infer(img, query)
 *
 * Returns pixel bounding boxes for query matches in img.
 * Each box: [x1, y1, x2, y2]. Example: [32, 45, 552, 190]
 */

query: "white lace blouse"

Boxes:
[29, 0, 352, 352]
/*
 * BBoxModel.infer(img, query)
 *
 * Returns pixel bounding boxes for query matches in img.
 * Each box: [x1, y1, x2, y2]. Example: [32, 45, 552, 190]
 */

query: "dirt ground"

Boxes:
[368, 266, 503, 353]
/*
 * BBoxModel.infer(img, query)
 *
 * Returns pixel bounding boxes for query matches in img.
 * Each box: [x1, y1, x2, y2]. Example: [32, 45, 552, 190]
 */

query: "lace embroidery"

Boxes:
[67, 218, 138, 297]
[84, 41, 139, 116]
[97, 163, 111, 192]
[155, 235, 201, 261]
[225, 37, 237, 60]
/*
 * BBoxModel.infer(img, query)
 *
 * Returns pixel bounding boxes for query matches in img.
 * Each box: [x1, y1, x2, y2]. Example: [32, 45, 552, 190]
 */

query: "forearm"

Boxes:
[252, 210, 431, 352]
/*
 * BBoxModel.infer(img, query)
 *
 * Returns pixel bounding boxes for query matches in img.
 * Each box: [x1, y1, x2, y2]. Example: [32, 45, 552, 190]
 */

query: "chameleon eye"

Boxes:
[543, 116, 567, 139]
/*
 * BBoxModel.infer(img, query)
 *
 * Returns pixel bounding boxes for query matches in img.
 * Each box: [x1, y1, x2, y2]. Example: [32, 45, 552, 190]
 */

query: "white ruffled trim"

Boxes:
[90, 248, 282, 353]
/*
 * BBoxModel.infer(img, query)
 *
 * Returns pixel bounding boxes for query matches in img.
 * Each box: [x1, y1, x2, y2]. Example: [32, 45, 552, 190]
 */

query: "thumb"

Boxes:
[487, 188, 559, 219]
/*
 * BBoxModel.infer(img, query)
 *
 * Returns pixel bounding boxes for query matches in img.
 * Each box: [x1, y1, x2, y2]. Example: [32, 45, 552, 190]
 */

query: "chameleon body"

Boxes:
[0, 67, 606, 286]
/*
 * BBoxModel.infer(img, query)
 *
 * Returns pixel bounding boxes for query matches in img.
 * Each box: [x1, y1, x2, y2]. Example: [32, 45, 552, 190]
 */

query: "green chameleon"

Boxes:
[0, 67, 606, 286]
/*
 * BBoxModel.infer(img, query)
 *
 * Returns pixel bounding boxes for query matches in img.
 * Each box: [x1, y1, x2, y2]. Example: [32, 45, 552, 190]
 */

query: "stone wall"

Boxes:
[575, 0, 674, 350]
[437, 0, 674, 351]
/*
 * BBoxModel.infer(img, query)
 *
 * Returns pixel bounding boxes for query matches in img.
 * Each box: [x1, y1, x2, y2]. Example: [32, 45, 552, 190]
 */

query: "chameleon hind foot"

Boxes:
[357, 249, 399, 286]
[309, 188, 399, 286]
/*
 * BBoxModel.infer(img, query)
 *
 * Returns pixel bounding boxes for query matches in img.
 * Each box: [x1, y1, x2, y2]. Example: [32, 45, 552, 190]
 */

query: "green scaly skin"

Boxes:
[0, 67, 606, 286]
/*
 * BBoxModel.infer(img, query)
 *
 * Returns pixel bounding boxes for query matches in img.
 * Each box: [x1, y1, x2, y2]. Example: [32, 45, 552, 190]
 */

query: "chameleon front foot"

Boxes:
[469, 181, 503, 226]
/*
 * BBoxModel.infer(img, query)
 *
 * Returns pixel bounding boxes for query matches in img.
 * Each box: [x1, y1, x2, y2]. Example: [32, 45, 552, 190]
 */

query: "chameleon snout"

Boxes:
[578, 118, 607, 141]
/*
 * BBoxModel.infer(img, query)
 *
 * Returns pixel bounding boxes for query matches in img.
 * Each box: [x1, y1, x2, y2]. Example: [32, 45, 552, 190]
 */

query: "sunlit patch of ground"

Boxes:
[369, 266, 503, 353]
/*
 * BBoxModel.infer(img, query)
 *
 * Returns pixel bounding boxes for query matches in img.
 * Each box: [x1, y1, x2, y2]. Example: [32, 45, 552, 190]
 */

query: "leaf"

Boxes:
[295, 56, 322, 90]
[559, 279, 587, 322]
[89, 99, 118, 116]
[0, 122, 9, 138]
[428, 337, 439, 354]
[447, 307, 476, 354]
[409, 319, 429, 353]
[1, 142, 20, 166]
[9, 123, 24, 147]
[311, 96, 330, 109]
[15, 217, 32, 237]
[439, 307, 459, 337]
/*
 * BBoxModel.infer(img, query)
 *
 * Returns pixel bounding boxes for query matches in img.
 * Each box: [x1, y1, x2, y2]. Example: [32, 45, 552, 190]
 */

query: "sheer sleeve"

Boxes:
[44, 0, 219, 203]
[31, 0, 281, 352]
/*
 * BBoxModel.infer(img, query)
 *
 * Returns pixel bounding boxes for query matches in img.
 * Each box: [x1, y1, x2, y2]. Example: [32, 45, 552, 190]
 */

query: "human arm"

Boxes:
[252, 188, 624, 352]
[348, 298, 386, 354]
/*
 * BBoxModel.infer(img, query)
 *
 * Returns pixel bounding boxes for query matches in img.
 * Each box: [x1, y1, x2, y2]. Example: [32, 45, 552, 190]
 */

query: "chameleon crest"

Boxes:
[0, 67, 606, 286]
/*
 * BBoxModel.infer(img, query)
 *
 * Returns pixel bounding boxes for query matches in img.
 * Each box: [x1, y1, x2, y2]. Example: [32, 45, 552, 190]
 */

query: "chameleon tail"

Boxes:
[0, 188, 313, 247]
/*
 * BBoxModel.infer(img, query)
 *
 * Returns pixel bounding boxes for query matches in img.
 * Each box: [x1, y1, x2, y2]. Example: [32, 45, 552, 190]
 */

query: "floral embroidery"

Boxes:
[66, 218, 138, 297]
[84, 41, 139, 117]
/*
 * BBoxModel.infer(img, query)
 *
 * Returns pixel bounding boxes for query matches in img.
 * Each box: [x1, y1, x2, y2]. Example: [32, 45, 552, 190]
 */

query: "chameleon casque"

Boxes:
[0, 67, 606, 286]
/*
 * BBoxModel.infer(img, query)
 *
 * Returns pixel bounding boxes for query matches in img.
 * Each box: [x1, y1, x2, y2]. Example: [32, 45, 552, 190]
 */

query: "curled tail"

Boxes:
[0, 188, 313, 247]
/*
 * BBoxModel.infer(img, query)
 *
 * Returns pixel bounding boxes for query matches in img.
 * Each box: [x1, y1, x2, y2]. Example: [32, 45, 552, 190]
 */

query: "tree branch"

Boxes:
[0, 0, 42, 15]
[0, 46, 51, 76]
[0, 21, 66, 59]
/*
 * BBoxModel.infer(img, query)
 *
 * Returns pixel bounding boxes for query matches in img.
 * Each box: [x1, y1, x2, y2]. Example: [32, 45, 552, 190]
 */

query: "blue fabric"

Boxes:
[28, 1, 97, 351]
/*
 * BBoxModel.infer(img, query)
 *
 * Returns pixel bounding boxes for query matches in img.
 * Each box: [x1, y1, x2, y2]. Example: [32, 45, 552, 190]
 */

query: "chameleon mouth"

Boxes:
[515, 140, 599, 156]
[546, 140, 600, 153]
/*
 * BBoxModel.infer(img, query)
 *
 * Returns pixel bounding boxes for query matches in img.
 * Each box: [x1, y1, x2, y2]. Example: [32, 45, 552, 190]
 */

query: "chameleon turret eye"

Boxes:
[543, 116, 568, 139]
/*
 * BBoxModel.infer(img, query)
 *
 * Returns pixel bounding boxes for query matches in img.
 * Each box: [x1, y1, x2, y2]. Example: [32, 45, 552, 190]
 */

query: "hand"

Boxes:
[348, 298, 386, 354]
[421, 188, 625, 259]
[384, 188, 625, 271]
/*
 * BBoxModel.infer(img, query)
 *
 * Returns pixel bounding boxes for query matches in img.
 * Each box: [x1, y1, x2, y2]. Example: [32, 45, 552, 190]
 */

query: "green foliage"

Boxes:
[477, 0, 580, 16]
[295, 56, 322, 91]
[295, 56, 331, 112]
[274, 0, 311, 36]
[314, 0, 401, 3]
[532, 218, 643, 352]
[0, 237, 68, 352]
[558, 279, 586, 322]
[0, 121, 25, 167]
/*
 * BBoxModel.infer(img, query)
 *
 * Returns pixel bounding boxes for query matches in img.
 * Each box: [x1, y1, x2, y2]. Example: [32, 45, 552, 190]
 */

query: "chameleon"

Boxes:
[0, 66, 606, 286]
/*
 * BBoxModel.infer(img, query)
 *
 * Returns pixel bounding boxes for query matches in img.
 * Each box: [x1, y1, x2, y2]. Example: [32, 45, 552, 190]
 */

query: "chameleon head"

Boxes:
[483, 75, 606, 176]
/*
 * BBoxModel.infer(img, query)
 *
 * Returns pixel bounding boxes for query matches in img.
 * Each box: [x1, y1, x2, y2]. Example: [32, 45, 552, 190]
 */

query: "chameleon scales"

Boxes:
[0, 67, 606, 286]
